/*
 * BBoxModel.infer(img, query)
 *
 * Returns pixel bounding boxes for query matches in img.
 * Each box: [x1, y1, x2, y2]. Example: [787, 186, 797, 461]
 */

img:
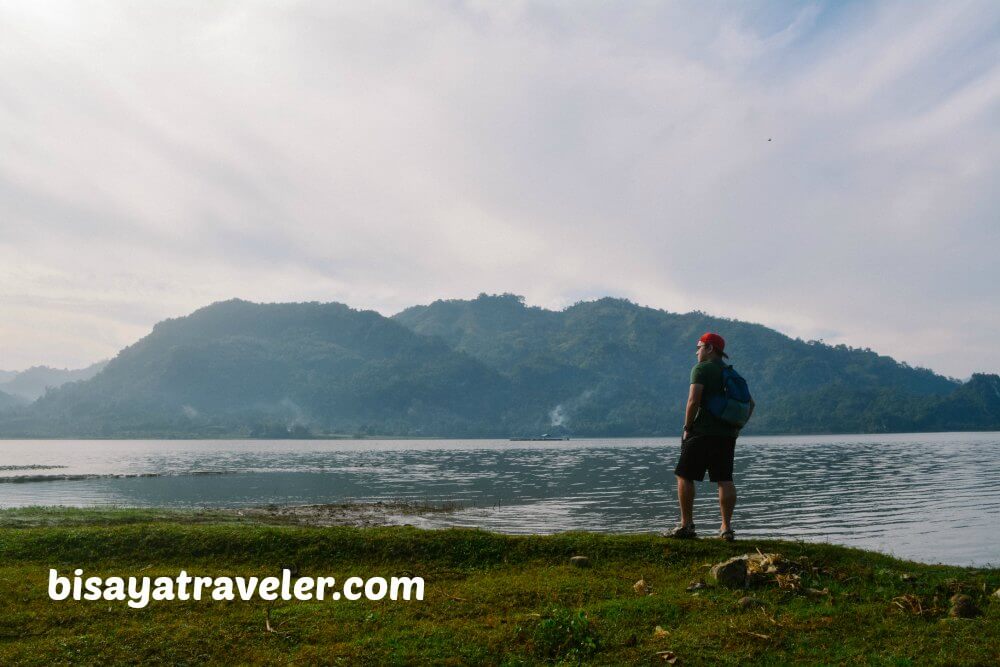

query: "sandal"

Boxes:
[663, 524, 698, 539]
[719, 529, 736, 542]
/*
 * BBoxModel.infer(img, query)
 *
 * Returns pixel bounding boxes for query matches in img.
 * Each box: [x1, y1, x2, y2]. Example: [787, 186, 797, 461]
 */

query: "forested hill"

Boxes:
[0, 300, 513, 438]
[0, 390, 27, 412]
[1, 295, 997, 438]
[0, 361, 107, 401]
[392, 294, 987, 435]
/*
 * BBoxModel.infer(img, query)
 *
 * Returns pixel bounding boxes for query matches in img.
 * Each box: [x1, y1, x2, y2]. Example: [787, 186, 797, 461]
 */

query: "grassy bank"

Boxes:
[0, 508, 997, 665]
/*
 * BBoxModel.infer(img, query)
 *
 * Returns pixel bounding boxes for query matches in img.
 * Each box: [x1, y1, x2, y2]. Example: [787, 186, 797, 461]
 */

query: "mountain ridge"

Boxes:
[0, 361, 108, 402]
[0, 295, 995, 437]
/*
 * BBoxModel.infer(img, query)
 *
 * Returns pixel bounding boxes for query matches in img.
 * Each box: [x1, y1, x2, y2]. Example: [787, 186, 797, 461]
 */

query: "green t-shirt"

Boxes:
[690, 359, 739, 438]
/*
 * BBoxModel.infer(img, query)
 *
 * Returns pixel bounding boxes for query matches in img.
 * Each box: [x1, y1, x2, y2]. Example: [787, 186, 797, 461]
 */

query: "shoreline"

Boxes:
[1, 503, 997, 568]
[0, 501, 466, 530]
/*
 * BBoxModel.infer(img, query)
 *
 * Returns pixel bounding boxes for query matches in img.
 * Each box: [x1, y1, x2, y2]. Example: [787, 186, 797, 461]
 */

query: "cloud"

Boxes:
[0, 0, 997, 378]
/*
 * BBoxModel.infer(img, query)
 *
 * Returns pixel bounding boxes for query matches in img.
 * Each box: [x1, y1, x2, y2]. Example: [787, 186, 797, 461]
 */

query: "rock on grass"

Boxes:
[949, 594, 979, 618]
[710, 556, 748, 588]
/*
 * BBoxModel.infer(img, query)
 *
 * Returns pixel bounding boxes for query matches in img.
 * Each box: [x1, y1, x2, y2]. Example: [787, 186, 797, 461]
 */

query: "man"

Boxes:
[665, 332, 753, 541]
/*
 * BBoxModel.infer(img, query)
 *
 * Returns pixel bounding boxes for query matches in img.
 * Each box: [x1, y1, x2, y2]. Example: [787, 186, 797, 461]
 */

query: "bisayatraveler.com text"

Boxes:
[49, 568, 424, 608]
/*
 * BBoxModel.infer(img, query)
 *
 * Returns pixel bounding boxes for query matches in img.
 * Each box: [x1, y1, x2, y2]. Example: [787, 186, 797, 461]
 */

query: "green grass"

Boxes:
[0, 508, 997, 665]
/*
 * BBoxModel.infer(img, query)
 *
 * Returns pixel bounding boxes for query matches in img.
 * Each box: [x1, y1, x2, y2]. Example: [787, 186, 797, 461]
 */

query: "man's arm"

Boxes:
[683, 383, 703, 440]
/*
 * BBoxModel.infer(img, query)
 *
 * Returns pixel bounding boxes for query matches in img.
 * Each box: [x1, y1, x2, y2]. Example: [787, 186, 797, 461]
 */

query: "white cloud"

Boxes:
[0, 0, 997, 379]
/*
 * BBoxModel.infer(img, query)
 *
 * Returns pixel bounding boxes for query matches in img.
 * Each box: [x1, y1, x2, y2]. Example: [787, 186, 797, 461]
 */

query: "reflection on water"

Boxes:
[1, 434, 998, 566]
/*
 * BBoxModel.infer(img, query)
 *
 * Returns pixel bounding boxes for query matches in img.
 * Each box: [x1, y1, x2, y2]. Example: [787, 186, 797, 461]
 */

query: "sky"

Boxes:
[0, 1, 997, 379]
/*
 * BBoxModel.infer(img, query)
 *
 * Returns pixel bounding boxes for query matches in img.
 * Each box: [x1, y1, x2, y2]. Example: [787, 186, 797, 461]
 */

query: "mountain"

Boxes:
[0, 361, 108, 401]
[1, 300, 513, 438]
[392, 293, 964, 435]
[913, 373, 1000, 431]
[0, 294, 996, 438]
[0, 389, 28, 412]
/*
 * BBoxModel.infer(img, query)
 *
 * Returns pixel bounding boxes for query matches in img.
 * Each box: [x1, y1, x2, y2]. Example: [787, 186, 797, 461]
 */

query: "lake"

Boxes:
[1, 433, 998, 567]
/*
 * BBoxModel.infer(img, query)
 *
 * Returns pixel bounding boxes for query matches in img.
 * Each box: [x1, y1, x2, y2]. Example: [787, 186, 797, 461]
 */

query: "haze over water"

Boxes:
[1, 433, 997, 566]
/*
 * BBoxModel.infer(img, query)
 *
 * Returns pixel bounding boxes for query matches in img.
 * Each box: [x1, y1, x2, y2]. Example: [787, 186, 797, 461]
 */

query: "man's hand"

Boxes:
[684, 384, 703, 440]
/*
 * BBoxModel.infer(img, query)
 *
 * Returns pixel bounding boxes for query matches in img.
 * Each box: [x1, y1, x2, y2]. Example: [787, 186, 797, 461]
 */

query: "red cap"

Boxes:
[699, 332, 728, 358]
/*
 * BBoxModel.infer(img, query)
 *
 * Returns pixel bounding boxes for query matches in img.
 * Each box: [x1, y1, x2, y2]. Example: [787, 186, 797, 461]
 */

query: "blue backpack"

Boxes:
[705, 365, 753, 428]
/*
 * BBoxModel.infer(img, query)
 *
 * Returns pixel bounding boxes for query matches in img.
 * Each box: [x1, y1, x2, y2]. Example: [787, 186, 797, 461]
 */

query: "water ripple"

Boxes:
[0, 434, 997, 565]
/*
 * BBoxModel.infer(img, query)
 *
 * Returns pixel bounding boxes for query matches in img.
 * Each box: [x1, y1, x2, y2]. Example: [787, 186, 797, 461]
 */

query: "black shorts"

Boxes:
[674, 434, 736, 482]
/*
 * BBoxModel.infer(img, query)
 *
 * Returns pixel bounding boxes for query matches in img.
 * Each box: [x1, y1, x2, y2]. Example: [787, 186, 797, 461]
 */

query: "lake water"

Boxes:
[1, 433, 998, 567]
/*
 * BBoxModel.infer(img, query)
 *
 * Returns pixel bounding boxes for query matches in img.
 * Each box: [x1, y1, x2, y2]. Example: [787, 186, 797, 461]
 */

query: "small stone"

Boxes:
[569, 555, 590, 568]
[634, 578, 650, 595]
[653, 625, 670, 638]
[993, 588, 1000, 600]
[710, 556, 748, 589]
[654, 650, 678, 664]
[949, 594, 979, 618]
[900, 573, 917, 583]
[737, 596, 761, 608]
[686, 579, 708, 592]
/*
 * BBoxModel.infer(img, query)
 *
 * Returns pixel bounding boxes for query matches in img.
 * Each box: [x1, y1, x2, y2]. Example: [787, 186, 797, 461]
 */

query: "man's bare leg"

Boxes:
[676, 475, 695, 527]
[717, 481, 736, 532]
